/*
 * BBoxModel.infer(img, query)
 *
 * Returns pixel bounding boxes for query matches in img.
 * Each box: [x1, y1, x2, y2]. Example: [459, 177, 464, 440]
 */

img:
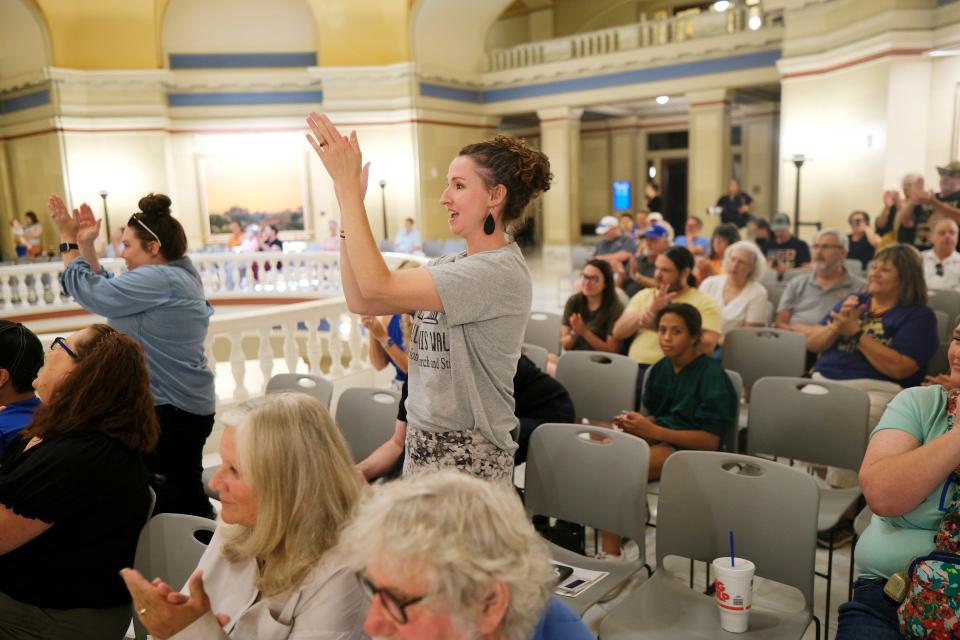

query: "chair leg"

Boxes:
[644, 563, 653, 577]
[813, 614, 822, 640]
[825, 528, 834, 640]
[848, 532, 859, 602]
[704, 563, 713, 595]
[689, 558, 695, 589]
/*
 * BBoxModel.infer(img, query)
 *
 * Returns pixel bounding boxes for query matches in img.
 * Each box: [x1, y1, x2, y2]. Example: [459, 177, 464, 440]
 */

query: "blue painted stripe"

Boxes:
[485, 50, 782, 103]
[420, 83, 484, 104]
[167, 90, 323, 107]
[169, 52, 317, 69]
[0, 88, 50, 114]
[940, 0, 958, 6]
[420, 49, 781, 104]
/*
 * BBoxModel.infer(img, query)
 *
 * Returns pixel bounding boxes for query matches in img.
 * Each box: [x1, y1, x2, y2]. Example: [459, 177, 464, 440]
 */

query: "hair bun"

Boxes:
[138, 193, 172, 216]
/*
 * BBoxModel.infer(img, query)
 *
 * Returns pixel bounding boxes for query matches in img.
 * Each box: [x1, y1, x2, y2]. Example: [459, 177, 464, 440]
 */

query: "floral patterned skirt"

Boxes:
[403, 426, 514, 482]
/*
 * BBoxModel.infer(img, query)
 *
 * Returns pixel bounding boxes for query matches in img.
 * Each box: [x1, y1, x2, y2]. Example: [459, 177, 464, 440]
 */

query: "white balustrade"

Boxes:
[0, 250, 422, 313]
[485, 4, 771, 72]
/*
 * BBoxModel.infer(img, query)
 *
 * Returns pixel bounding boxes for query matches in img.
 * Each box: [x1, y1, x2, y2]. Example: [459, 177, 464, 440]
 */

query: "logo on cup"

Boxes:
[715, 579, 749, 611]
[716, 580, 731, 603]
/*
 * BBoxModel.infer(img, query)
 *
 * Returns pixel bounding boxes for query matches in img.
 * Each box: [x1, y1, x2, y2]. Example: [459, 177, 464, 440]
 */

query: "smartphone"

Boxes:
[563, 579, 587, 590]
[553, 564, 574, 583]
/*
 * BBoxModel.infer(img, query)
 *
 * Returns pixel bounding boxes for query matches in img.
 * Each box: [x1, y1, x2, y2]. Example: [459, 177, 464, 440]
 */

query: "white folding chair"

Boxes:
[525, 423, 651, 616]
[521, 343, 550, 370]
[599, 451, 821, 640]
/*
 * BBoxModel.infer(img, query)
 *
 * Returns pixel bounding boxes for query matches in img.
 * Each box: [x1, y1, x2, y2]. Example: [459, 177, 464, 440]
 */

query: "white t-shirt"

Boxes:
[922, 249, 960, 291]
[406, 243, 532, 452]
[699, 275, 769, 334]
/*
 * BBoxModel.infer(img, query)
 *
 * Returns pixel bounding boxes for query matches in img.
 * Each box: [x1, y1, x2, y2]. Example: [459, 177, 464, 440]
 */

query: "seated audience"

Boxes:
[634, 210, 650, 237]
[624, 223, 670, 295]
[320, 219, 341, 251]
[619, 212, 636, 239]
[393, 217, 422, 254]
[358, 355, 576, 480]
[0, 322, 43, 456]
[837, 331, 960, 637]
[0, 324, 158, 640]
[592, 215, 637, 281]
[749, 217, 772, 254]
[613, 246, 722, 402]
[922, 217, 960, 290]
[695, 223, 740, 283]
[558, 259, 624, 357]
[876, 173, 936, 252]
[766, 213, 811, 275]
[123, 393, 365, 640]
[775, 229, 865, 338]
[340, 470, 595, 640]
[602, 303, 737, 556]
[646, 212, 674, 240]
[847, 210, 878, 270]
[674, 216, 710, 256]
[807, 244, 938, 431]
[363, 313, 409, 392]
[699, 241, 769, 338]
[717, 178, 753, 228]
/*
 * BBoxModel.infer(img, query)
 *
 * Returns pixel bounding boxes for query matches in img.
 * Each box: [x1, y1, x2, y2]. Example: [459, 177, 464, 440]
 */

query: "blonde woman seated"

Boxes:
[122, 394, 366, 640]
[698, 240, 769, 341]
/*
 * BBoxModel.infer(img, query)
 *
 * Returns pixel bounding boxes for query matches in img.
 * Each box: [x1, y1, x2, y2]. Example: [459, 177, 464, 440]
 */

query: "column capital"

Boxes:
[686, 89, 731, 110]
[537, 106, 584, 124]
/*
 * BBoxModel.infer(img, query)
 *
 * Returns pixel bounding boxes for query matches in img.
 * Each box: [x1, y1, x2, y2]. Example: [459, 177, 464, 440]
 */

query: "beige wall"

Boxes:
[4, 132, 68, 253]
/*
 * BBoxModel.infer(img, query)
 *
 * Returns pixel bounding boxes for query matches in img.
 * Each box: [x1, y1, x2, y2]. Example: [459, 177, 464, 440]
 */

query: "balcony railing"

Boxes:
[485, 4, 777, 72]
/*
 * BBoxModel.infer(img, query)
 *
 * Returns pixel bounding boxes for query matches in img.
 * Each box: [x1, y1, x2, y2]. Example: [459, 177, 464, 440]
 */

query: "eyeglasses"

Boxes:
[937, 263, 945, 277]
[812, 244, 842, 251]
[580, 273, 601, 284]
[357, 573, 425, 625]
[52, 336, 79, 360]
[128, 214, 163, 247]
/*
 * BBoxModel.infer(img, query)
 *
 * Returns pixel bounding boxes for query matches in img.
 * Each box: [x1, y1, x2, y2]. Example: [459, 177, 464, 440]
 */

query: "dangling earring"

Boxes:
[483, 210, 496, 235]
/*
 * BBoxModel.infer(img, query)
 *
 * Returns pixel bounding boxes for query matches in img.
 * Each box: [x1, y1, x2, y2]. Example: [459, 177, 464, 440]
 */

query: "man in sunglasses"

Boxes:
[341, 471, 594, 640]
[922, 217, 960, 290]
[0, 321, 43, 457]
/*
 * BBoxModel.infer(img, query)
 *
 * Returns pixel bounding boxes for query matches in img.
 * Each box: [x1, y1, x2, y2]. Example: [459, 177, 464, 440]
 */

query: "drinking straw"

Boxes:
[729, 530, 735, 567]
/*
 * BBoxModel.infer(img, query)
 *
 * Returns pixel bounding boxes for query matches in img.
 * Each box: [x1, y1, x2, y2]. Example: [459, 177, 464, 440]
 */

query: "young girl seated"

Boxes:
[614, 302, 738, 481]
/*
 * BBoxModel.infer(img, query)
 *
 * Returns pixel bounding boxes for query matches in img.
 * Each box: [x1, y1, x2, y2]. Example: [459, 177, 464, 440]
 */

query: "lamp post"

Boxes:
[790, 155, 805, 237]
[379, 179, 388, 241]
[98, 190, 111, 240]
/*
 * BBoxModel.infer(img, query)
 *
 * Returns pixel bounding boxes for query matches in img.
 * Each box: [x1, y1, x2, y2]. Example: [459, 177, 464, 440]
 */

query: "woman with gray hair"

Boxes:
[698, 240, 769, 337]
[341, 470, 593, 640]
[121, 393, 366, 639]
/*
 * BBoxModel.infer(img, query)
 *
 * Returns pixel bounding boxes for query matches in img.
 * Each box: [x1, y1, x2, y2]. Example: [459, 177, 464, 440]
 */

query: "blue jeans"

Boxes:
[836, 577, 903, 640]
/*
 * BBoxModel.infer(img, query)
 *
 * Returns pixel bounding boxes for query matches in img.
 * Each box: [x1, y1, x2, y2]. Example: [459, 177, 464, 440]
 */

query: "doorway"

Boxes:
[661, 158, 688, 234]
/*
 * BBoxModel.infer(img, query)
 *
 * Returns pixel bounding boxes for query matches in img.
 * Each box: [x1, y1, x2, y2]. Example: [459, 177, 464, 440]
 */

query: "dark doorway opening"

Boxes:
[661, 158, 688, 234]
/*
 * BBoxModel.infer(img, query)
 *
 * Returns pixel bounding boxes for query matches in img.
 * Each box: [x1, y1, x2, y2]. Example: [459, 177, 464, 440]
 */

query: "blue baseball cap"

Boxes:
[640, 223, 669, 239]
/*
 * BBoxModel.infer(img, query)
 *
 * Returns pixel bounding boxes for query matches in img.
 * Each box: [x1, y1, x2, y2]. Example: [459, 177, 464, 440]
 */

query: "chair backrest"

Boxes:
[443, 238, 467, 255]
[928, 340, 950, 377]
[760, 280, 788, 310]
[423, 239, 444, 257]
[266, 373, 334, 409]
[133, 514, 217, 639]
[929, 288, 960, 323]
[147, 486, 157, 521]
[555, 351, 638, 423]
[656, 451, 819, 609]
[936, 309, 950, 343]
[526, 423, 650, 546]
[572, 245, 594, 270]
[844, 259, 863, 277]
[378, 239, 395, 252]
[721, 328, 807, 392]
[334, 387, 401, 463]
[747, 376, 870, 471]
[640, 366, 742, 452]
[523, 311, 562, 356]
[521, 343, 549, 370]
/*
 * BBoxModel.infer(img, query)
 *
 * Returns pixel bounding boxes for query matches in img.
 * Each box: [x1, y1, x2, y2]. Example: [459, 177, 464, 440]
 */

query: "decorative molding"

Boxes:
[167, 91, 323, 107]
[778, 31, 933, 80]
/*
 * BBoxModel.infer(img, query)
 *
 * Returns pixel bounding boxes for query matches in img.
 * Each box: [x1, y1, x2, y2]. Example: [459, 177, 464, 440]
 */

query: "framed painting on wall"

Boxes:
[197, 150, 312, 242]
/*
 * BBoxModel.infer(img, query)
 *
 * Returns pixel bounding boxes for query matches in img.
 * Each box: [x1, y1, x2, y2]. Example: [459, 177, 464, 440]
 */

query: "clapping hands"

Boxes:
[829, 295, 866, 338]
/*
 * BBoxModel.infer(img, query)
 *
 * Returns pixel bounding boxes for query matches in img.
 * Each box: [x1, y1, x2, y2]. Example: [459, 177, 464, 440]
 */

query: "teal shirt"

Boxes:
[643, 355, 737, 442]
[857, 385, 954, 580]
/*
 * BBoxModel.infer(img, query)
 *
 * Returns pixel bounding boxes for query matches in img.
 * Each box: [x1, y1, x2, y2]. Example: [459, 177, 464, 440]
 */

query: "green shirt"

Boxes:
[857, 385, 953, 580]
[643, 355, 737, 442]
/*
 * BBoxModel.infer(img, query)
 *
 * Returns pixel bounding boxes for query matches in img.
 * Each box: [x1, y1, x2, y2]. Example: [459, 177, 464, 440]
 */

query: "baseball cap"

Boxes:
[595, 215, 619, 234]
[937, 161, 960, 176]
[0, 321, 44, 388]
[640, 223, 670, 239]
[771, 213, 791, 231]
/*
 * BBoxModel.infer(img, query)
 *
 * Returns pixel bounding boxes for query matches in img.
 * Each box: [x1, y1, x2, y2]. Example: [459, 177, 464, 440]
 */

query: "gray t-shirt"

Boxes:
[405, 243, 532, 452]
[776, 269, 865, 326]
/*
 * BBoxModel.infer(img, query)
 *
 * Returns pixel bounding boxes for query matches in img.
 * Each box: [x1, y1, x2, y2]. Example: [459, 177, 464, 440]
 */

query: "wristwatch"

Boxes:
[59, 242, 79, 254]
